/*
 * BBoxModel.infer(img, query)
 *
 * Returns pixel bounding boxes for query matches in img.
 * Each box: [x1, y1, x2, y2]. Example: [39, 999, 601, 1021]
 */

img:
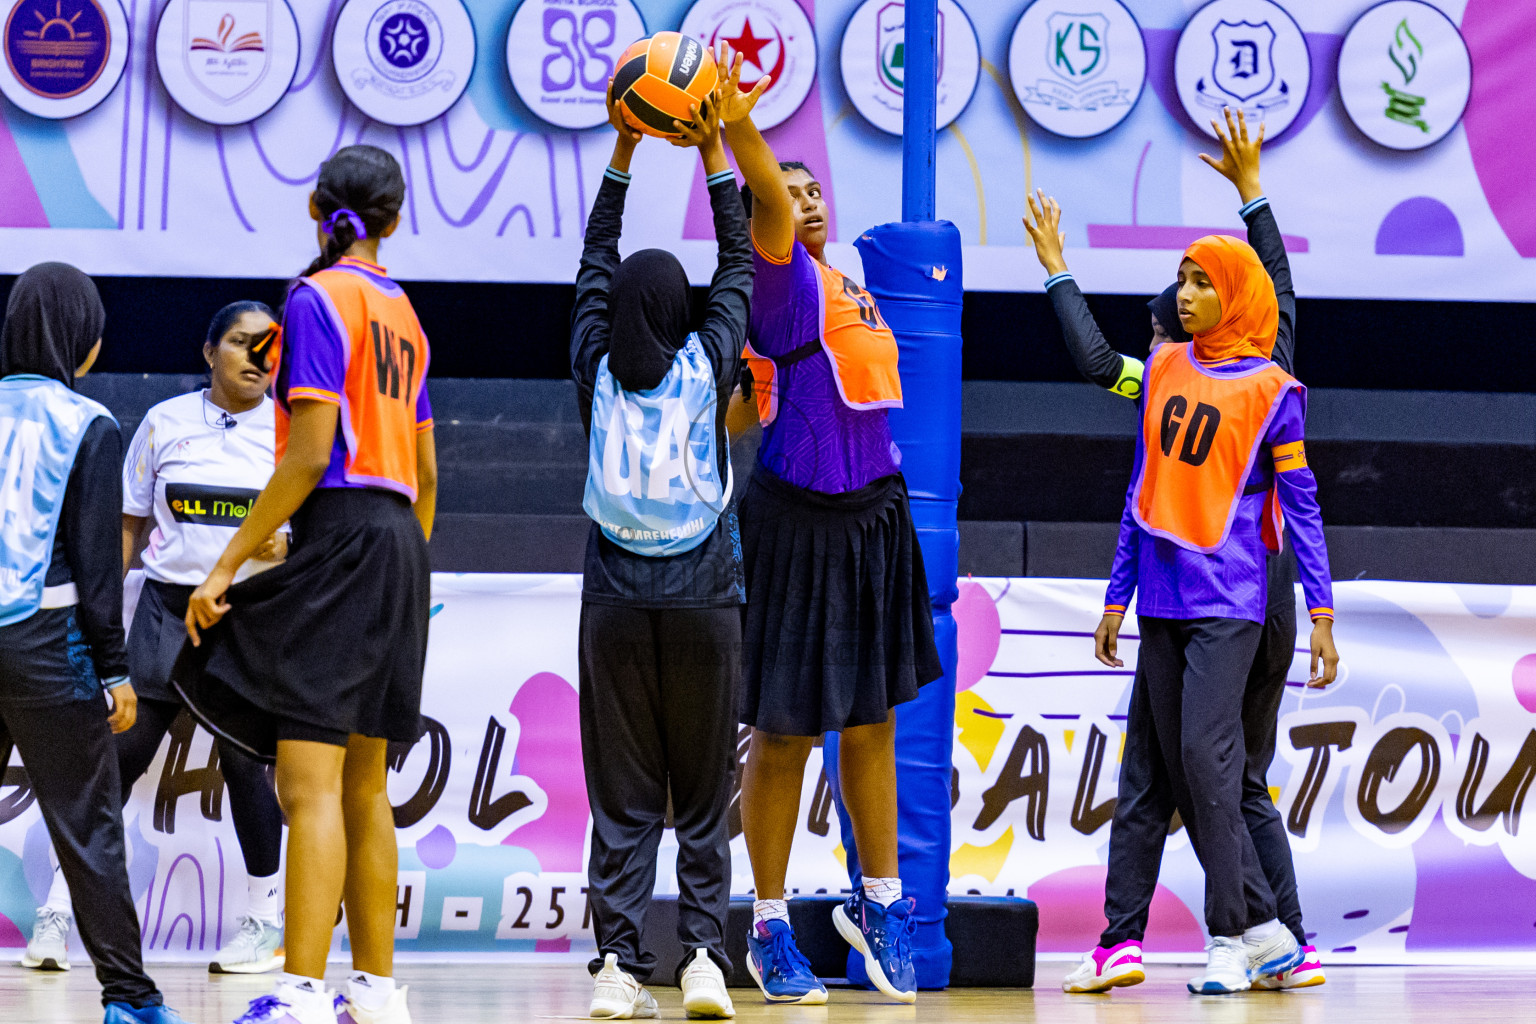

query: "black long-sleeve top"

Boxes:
[571, 166, 755, 608]
[0, 415, 128, 702]
[1047, 196, 1297, 386]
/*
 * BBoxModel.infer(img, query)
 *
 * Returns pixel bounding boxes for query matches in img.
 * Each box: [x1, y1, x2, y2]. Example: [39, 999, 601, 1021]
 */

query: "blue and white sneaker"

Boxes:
[231, 983, 336, 1024]
[102, 1004, 193, 1024]
[831, 894, 917, 1003]
[745, 919, 827, 1004]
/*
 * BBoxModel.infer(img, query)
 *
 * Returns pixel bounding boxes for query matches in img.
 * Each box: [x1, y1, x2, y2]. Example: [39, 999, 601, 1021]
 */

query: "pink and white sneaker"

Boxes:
[1062, 940, 1145, 993]
[1253, 945, 1326, 989]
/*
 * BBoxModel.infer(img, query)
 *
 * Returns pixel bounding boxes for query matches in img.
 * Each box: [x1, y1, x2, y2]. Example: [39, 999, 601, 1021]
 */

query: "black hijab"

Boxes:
[1147, 283, 1191, 346]
[0, 262, 105, 387]
[607, 249, 691, 392]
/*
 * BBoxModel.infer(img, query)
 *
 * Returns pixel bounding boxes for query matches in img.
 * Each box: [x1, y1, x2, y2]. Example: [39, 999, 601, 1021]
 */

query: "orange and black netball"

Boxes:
[612, 32, 718, 139]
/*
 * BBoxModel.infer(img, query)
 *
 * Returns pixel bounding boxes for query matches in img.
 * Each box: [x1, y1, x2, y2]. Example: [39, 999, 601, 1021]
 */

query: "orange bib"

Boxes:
[745, 258, 903, 425]
[1133, 343, 1299, 553]
[276, 265, 429, 499]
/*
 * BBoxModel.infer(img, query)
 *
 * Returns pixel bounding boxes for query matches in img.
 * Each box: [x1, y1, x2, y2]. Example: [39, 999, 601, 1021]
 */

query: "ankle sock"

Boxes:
[753, 899, 789, 927]
[863, 877, 902, 907]
[1243, 918, 1283, 942]
[348, 971, 396, 1011]
[44, 866, 72, 916]
[246, 873, 282, 925]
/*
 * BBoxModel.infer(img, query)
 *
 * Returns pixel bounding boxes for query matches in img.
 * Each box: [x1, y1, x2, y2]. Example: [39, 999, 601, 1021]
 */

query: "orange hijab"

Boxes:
[1182, 235, 1278, 364]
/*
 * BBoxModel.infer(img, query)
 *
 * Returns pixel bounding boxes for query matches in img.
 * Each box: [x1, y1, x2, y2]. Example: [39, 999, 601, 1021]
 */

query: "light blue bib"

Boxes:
[582, 335, 731, 557]
[0, 376, 112, 626]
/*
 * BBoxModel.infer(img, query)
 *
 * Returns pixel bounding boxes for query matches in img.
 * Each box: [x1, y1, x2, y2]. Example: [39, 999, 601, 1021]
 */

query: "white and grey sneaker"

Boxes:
[20, 908, 71, 971]
[680, 948, 734, 1019]
[1244, 923, 1305, 983]
[210, 913, 285, 974]
[1188, 936, 1251, 994]
[589, 953, 660, 1020]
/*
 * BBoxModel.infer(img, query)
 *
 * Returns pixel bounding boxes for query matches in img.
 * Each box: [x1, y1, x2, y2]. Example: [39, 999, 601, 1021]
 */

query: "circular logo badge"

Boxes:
[333, 0, 475, 126]
[680, 0, 816, 131]
[1008, 0, 1145, 139]
[1338, 1, 1470, 151]
[839, 0, 980, 136]
[505, 0, 645, 131]
[0, 0, 128, 118]
[155, 0, 300, 126]
[1174, 0, 1311, 140]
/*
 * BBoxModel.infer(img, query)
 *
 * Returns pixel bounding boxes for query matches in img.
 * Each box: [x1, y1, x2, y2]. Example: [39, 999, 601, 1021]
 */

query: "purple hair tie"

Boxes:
[322, 208, 368, 240]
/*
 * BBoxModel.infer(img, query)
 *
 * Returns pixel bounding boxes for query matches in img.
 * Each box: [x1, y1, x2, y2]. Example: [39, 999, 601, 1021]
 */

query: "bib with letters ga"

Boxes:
[744, 258, 903, 425]
[1133, 343, 1301, 554]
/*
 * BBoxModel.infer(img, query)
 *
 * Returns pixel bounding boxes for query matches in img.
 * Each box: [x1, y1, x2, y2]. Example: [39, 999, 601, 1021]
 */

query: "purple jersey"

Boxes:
[749, 240, 900, 493]
[280, 258, 433, 491]
[1106, 355, 1333, 623]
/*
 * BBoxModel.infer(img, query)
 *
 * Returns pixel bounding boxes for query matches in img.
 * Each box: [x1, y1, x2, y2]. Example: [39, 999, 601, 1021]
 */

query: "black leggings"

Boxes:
[119, 698, 283, 878]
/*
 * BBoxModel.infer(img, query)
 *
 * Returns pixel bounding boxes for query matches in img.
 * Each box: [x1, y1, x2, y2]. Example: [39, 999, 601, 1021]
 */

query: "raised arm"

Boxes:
[716, 45, 792, 260]
[1201, 107, 1296, 374]
[572, 90, 644, 400]
[1023, 190, 1144, 397]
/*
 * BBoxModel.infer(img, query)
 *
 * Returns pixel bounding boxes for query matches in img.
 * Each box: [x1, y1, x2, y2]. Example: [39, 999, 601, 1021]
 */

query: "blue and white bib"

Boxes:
[582, 335, 731, 558]
[0, 375, 113, 626]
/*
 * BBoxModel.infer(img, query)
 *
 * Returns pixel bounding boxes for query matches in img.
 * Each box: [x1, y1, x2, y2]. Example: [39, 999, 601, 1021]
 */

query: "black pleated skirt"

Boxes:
[172, 488, 430, 760]
[738, 468, 943, 737]
[127, 579, 193, 703]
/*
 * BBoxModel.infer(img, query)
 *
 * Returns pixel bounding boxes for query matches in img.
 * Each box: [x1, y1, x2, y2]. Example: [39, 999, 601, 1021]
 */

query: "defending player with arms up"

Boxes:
[569, 87, 752, 1020]
[1025, 109, 1326, 993]
[32, 302, 289, 978]
[717, 46, 942, 1006]
[184, 145, 436, 1024]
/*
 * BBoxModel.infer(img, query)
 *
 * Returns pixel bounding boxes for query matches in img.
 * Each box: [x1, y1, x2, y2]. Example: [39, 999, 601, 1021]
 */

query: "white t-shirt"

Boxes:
[123, 391, 280, 586]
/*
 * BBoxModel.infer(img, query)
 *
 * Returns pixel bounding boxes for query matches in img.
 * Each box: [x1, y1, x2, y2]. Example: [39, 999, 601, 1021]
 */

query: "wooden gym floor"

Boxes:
[0, 961, 1520, 1023]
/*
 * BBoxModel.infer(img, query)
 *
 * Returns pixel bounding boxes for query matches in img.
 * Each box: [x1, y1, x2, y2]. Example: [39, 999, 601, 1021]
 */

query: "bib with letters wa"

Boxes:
[582, 335, 730, 558]
[1133, 343, 1300, 554]
[0, 376, 113, 625]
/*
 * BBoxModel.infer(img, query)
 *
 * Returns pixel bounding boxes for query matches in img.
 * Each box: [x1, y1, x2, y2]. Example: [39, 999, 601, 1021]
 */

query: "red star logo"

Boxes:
[726, 17, 773, 72]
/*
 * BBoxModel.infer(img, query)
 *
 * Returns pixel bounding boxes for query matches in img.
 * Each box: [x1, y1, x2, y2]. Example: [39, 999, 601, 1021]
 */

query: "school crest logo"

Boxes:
[155, 0, 297, 124]
[0, 0, 126, 117]
[333, 0, 475, 126]
[1009, 1, 1145, 138]
[680, 0, 816, 130]
[505, 0, 645, 130]
[1174, 0, 1310, 140]
[839, 0, 979, 136]
[1337, 0, 1471, 151]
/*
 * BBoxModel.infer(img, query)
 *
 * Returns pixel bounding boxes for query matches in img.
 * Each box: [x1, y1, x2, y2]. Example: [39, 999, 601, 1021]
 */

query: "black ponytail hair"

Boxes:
[741, 161, 813, 218]
[205, 300, 276, 350]
[301, 144, 406, 279]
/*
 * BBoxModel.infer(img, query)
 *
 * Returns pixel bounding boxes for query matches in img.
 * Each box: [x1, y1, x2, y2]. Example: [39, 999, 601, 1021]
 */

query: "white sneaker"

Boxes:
[336, 986, 412, 1023]
[233, 982, 336, 1024]
[20, 908, 71, 971]
[1244, 924, 1305, 983]
[590, 953, 660, 1020]
[1187, 936, 1251, 994]
[210, 914, 285, 974]
[680, 948, 735, 1019]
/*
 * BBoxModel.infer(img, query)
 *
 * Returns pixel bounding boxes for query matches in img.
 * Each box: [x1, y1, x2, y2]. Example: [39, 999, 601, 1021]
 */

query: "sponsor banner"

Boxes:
[154, 0, 300, 126]
[2, 574, 1532, 960]
[333, 0, 476, 126]
[163, 483, 261, 526]
[1175, 0, 1312, 140]
[1338, 1, 1472, 151]
[680, 0, 817, 131]
[839, 0, 980, 135]
[0, 0, 128, 118]
[1009, 0, 1147, 139]
[505, 0, 646, 131]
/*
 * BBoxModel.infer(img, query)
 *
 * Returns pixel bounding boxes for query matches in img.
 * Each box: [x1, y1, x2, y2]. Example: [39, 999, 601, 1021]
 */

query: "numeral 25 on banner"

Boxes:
[495, 872, 593, 941]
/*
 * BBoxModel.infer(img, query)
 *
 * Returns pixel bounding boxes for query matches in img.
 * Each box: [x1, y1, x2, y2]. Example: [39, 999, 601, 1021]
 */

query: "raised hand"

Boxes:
[1199, 106, 1264, 204]
[607, 78, 643, 145]
[714, 43, 771, 126]
[670, 95, 722, 150]
[1022, 188, 1069, 277]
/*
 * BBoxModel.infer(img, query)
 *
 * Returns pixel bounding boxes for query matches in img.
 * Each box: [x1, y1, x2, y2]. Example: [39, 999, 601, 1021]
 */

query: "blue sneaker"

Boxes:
[832, 894, 917, 1003]
[745, 919, 828, 1004]
[103, 1004, 193, 1024]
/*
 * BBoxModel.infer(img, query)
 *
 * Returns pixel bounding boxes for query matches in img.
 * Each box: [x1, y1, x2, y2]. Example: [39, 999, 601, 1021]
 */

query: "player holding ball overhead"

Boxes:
[718, 45, 942, 1006]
